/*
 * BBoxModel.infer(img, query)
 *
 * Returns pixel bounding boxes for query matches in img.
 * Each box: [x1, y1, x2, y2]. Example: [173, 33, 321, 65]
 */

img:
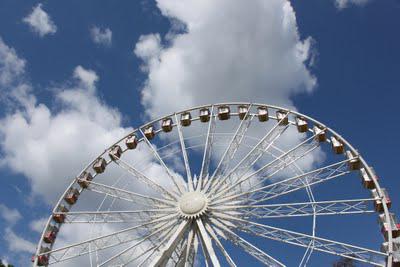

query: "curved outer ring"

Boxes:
[33, 102, 394, 266]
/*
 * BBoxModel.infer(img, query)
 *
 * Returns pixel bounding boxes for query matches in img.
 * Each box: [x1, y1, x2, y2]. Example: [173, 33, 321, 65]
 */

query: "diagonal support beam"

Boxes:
[205, 104, 253, 190]
[198, 106, 216, 191]
[204, 222, 237, 267]
[41, 215, 176, 265]
[211, 133, 319, 202]
[175, 113, 194, 191]
[114, 157, 178, 200]
[149, 220, 190, 266]
[211, 218, 285, 267]
[196, 219, 221, 267]
[139, 128, 186, 194]
[216, 214, 387, 266]
[211, 198, 375, 218]
[207, 113, 290, 195]
[57, 209, 177, 223]
[85, 180, 175, 207]
[212, 159, 350, 206]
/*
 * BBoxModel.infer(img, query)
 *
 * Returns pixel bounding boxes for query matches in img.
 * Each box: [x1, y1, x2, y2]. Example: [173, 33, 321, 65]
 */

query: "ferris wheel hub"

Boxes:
[178, 191, 208, 219]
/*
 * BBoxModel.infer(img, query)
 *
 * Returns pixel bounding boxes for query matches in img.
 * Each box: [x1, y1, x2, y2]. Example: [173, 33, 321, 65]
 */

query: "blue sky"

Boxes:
[0, 0, 399, 266]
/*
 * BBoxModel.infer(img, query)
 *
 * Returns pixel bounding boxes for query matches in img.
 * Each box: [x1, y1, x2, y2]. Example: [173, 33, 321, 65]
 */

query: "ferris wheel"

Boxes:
[32, 103, 399, 266]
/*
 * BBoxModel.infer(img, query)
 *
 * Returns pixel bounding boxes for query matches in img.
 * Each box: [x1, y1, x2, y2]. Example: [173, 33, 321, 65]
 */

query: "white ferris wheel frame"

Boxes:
[32, 102, 396, 267]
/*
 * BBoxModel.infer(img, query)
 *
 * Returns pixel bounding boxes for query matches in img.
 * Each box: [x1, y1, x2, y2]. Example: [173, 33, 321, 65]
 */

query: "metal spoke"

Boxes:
[169, 234, 188, 266]
[57, 209, 177, 223]
[175, 113, 194, 191]
[42, 215, 176, 265]
[196, 218, 221, 267]
[139, 128, 186, 194]
[176, 240, 189, 267]
[207, 113, 290, 195]
[136, 224, 183, 267]
[218, 215, 387, 266]
[267, 143, 318, 266]
[212, 159, 350, 205]
[184, 227, 198, 267]
[99, 219, 179, 266]
[210, 217, 285, 267]
[211, 198, 375, 218]
[204, 222, 237, 267]
[85, 180, 175, 207]
[211, 133, 319, 201]
[205, 104, 253, 190]
[198, 106, 216, 191]
[149, 220, 191, 266]
[113, 157, 179, 200]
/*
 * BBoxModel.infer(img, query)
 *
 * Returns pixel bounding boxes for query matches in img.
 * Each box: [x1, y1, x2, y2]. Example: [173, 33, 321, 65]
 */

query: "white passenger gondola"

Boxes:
[359, 167, 376, 189]
[181, 112, 192, 126]
[43, 225, 58, 244]
[161, 118, 173, 132]
[276, 110, 288, 125]
[52, 205, 68, 224]
[218, 105, 230, 120]
[144, 125, 155, 139]
[379, 213, 400, 240]
[372, 188, 392, 212]
[295, 116, 308, 133]
[313, 125, 326, 142]
[109, 145, 122, 160]
[32, 247, 50, 266]
[257, 106, 269, 122]
[93, 157, 106, 173]
[199, 108, 210, 122]
[125, 134, 138, 149]
[64, 188, 80, 205]
[330, 136, 344, 154]
[346, 150, 360, 170]
[77, 171, 93, 189]
[238, 105, 249, 120]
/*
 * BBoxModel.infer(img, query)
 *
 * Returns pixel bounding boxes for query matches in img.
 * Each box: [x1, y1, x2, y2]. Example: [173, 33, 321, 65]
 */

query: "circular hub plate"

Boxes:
[179, 191, 207, 216]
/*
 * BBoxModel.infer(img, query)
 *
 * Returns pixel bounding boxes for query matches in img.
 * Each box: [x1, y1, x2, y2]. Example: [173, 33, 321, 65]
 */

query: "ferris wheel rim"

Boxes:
[33, 102, 395, 267]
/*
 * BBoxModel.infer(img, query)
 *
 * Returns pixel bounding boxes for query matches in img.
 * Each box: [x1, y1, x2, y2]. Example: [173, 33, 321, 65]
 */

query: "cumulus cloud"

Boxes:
[4, 227, 36, 253]
[0, 38, 25, 88]
[0, 37, 181, 215]
[23, 4, 57, 37]
[29, 217, 48, 233]
[90, 26, 112, 47]
[133, 0, 322, 179]
[335, 0, 369, 9]
[0, 38, 131, 203]
[0, 204, 22, 225]
[0, 70, 129, 202]
[135, 0, 317, 118]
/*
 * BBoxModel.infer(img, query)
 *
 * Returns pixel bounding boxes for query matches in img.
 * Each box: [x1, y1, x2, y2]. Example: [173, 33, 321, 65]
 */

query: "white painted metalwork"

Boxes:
[33, 103, 395, 267]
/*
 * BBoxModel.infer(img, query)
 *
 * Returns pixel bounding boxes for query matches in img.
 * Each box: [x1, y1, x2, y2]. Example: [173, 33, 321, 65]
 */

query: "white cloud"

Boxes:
[135, 0, 317, 119]
[4, 227, 36, 254]
[0, 37, 179, 212]
[0, 38, 25, 88]
[335, 0, 369, 9]
[0, 70, 130, 203]
[134, 34, 161, 60]
[23, 3, 57, 37]
[29, 217, 48, 233]
[73, 65, 99, 91]
[0, 204, 22, 225]
[90, 26, 112, 47]
[0, 38, 131, 203]
[133, 0, 324, 187]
